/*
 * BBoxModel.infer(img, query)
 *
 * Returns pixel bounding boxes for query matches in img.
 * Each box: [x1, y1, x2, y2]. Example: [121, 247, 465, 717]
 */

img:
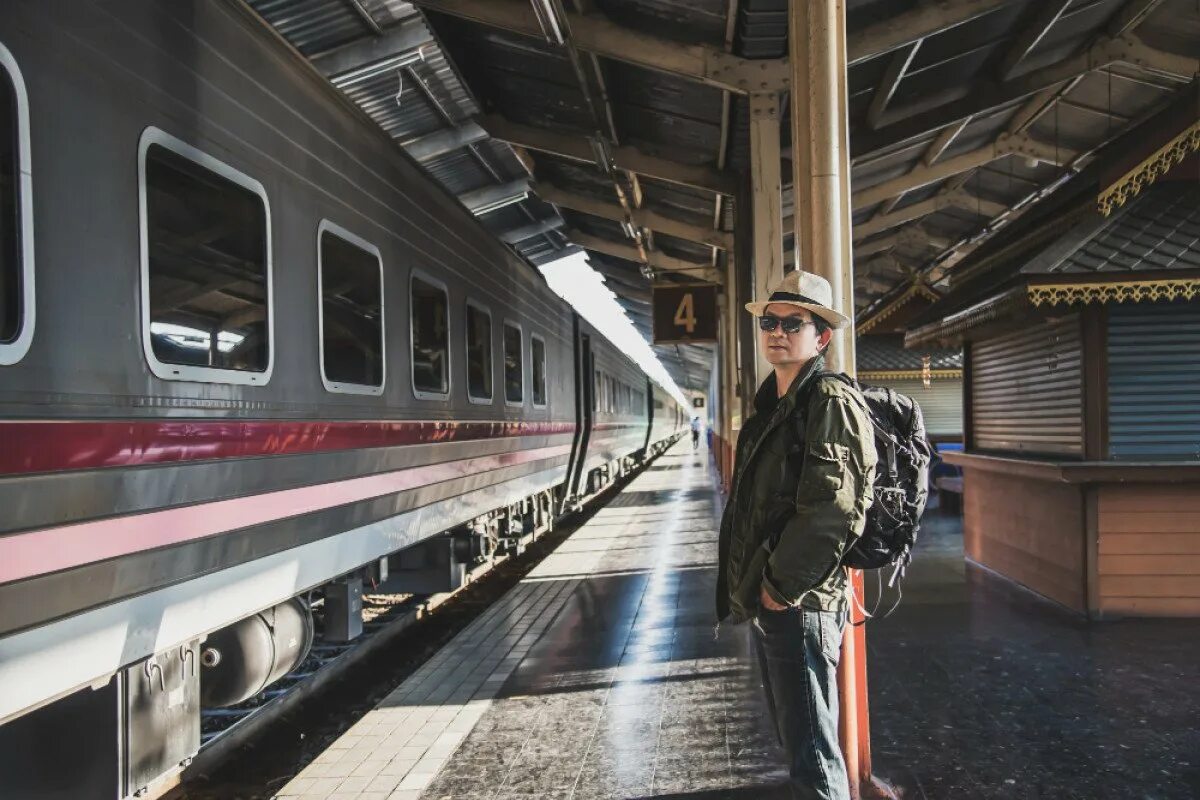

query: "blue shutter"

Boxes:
[1107, 301, 1200, 461]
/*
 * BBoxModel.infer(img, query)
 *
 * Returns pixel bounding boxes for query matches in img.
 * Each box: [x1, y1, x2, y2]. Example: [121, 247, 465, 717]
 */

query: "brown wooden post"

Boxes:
[1081, 303, 1109, 617]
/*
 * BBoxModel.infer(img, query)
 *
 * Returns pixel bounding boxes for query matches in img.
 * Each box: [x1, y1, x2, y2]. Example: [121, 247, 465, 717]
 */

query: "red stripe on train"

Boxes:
[0, 443, 576, 584]
[0, 419, 578, 476]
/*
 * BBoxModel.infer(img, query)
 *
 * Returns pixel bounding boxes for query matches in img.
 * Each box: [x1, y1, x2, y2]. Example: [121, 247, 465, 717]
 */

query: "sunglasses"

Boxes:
[758, 314, 815, 334]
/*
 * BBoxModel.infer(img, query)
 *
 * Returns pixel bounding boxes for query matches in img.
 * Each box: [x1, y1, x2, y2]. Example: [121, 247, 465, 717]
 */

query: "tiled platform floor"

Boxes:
[276, 441, 788, 800]
[277, 438, 1200, 800]
[867, 505, 1200, 800]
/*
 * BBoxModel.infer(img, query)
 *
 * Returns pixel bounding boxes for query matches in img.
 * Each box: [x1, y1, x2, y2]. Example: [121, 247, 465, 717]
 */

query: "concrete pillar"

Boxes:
[789, 0, 856, 375]
[789, 2, 891, 799]
[748, 91, 785, 385]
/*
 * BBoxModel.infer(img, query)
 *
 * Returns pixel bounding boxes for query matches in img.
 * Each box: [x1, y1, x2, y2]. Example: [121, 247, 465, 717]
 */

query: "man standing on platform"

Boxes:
[716, 270, 876, 800]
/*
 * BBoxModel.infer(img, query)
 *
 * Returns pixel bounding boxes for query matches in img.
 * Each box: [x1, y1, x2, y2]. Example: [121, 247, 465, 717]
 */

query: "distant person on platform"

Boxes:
[716, 270, 876, 800]
[691, 416, 702, 450]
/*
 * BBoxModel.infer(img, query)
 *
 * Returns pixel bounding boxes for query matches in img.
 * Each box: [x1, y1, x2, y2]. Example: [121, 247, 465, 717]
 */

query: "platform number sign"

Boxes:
[653, 284, 718, 344]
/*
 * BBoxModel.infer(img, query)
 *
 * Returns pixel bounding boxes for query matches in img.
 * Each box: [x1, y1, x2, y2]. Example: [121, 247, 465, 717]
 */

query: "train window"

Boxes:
[318, 221, 384, 394]
[139, 128, 272, 384]
[411, 273, 449, 398]
[0, 43, 32, 366]
[530, 334, 547, 407]
[593, 371, 600, 411]
[466, 300, 493, 403]
[503, 321, 523, 405]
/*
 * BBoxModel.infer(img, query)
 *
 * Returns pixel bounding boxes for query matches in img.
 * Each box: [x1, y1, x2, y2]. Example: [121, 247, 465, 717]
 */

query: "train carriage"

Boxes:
[0, 3, 685, 797]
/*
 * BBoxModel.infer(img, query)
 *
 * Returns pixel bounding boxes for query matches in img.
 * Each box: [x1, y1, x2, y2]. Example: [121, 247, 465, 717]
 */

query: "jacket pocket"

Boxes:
[817, 610, 845, 666]
[732, 541, 772, 615]
[801, 442, 849, 499]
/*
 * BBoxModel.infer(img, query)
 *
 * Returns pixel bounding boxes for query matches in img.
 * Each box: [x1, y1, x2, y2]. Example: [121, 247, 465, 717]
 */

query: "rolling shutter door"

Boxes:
[1108, 301, 1200, 461]
[869, 378, 963, 439]
[971, 315, 1083, 456]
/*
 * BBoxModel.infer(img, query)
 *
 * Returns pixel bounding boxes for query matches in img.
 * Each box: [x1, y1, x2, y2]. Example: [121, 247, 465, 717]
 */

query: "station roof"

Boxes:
[246, 0, 1200, 392]
[1024, 181, 1200, 275]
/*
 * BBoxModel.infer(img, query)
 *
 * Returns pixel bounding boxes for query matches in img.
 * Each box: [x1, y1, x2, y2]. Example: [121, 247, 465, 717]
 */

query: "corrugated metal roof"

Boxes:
[253, 0, 376, 55]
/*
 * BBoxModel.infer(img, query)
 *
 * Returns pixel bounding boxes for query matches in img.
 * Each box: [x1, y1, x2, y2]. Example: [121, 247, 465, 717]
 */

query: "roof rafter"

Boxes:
[849, 0, 1019, 65]
[852, 192, 1007, 239]
[853, 133, 1076, 209]
[998, 1, 1073, 80]
[566, 229, 723, 284]
[866, 41, 921, 130]
[408, 0, 788, 94]
[479, 114, 736, 196]
[535, 182, 733, 250]
[856, 227, 950, 258]
[854, 33, 1197, 159]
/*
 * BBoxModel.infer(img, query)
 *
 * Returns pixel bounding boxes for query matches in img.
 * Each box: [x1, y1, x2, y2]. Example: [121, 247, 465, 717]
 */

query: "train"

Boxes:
[0, 3, 686, 798]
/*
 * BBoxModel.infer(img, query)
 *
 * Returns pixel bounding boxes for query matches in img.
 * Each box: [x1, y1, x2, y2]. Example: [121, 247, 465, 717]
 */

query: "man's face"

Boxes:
[758, 303, 831, 366]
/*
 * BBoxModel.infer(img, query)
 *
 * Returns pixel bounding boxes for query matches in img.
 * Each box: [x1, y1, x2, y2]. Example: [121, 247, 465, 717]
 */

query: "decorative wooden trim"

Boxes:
[857, 282, 940, 335]
[905, 286, 1030, 347]
[962, 342, 974, 451]
[1097, 120, 1200, 217]
[857, 369, 962, 381]
[1028, 278, 1200, 308]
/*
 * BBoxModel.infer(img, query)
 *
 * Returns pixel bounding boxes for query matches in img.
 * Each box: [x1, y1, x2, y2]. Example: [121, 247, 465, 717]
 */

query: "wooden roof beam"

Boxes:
[852, 192, 1006, 239]
[849, 0, 1019, 65]
[866, 42, 922, 130]
[856, 227, 949, 257]
[998, 1, 1073, 80]
[853, 133, 1076, 209]
[566, 229, 723, 284]
[534, 182, 733, 249]
[409, 0, 788, 94]
[479, 114, 736, 196]
[853, 32, 1196, 159]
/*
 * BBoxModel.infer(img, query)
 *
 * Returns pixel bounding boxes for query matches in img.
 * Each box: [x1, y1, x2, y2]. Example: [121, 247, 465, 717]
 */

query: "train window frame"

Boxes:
[465, 298, 494, 405]
[0, 42, 34, 366]
[530, 333, 547, 408]
[409, 270, 451, 401]
[502, 319, 524, 408]
[316, 219, 385, 396]
[137, 127, 275, 385]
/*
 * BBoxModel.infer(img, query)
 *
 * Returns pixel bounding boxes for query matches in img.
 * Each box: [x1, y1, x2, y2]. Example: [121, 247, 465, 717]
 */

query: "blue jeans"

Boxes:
[752, 606, 850, 800]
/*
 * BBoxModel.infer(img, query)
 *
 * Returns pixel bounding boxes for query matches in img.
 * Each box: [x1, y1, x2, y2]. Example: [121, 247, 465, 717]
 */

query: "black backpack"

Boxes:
[813, 373, 932, 576]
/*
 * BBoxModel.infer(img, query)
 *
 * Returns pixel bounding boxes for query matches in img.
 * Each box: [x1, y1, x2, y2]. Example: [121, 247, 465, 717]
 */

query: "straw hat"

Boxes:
[744, 270, 851, 329]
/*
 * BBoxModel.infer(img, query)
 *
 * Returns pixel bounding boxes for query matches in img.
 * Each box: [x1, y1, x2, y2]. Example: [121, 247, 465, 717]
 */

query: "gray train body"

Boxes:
[0, 2, 684, 789]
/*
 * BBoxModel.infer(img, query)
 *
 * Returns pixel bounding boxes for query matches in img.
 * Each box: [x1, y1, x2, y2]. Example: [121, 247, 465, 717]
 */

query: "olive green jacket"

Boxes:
[716, 355, 877, 622]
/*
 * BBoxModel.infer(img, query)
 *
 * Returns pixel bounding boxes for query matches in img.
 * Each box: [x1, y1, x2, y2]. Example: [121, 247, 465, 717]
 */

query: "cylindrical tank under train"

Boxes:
[0, 4, 685, 799]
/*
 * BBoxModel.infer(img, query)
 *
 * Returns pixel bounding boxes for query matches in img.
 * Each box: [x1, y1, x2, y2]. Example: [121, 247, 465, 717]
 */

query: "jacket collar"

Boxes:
[752, 354, 826, 416]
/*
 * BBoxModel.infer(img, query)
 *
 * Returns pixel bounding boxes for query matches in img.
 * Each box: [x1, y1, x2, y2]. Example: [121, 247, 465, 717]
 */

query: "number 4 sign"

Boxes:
[652, 284, 718, 344]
